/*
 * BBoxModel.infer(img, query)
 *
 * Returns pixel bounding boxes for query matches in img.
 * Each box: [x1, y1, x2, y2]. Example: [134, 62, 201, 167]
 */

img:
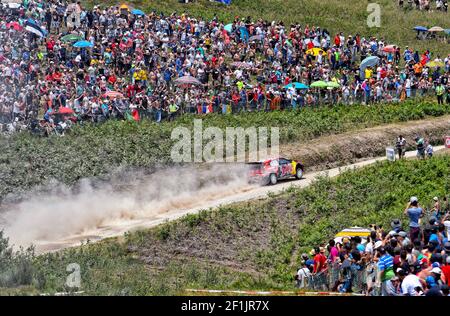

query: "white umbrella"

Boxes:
[428, 26, 444, 32]
[7, 2, 21, 8]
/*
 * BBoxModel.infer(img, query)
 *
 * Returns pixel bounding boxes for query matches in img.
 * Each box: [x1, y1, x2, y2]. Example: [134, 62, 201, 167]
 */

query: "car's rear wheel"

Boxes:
[295, 167, 303, 180]
[269, 173, 278, 185]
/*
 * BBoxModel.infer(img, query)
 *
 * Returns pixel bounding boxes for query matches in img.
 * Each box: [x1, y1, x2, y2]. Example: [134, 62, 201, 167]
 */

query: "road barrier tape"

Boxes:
[185, 289, 365, 296]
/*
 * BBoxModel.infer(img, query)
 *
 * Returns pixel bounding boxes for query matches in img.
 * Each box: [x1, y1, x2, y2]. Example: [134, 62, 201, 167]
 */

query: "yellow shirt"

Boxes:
[365, 68, 373, 79]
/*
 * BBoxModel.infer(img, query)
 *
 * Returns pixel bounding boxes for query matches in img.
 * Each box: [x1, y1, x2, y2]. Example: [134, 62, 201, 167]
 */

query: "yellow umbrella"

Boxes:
[306, 47, 327, 57]
[426, 61, 445, 68]
[120, 4, 130, 10]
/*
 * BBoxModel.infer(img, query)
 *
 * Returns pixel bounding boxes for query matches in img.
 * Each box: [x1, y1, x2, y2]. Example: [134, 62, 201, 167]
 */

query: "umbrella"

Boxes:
[6, 2, 20, 8]
[119, 4, 129, 10]
[382, 45, 396, 53]
[306, 47, 327, 56]
[6, 21, 22, 31]
[445, 29, 450, 35]
[304, 38, 320, 47]
[103, 91, 124, 99]
[248, 34, 263, 42]
[425, 61, 445, 68]
[57, 107, 75, 115]
[335, 227, 371, 238]
[231, 61, 252, 69]
[310, 81, 328, 88]
[131, 9, 145, 16]
[174, 75, 202, 86]
[413, 26, 428, 32]
[61, 34, 83, 42]
[73, 40, 93, 48]
[428, 26, 444, 32]
[360, 56, 380, 69]
[224, 23, 233, 33]
[326, 81, 340, 88]
[284, 82, 309, 90]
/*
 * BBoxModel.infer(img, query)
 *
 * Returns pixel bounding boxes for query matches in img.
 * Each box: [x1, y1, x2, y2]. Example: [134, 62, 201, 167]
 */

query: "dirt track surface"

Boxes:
[33, 145, 447, 254]
[283, 115, 450, 171]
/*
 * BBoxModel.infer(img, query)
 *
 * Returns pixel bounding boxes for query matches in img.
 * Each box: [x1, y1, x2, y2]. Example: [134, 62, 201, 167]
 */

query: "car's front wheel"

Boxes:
[295, 167, 303, 180]
[269, 173, 278, 185]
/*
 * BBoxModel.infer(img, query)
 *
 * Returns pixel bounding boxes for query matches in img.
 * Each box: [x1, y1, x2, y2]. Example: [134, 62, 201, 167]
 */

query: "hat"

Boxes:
[391, 219, 401, 229]
[319, 247, 326, 253]
[431, 267, 442, 275]
[433, 197, 439, 201]
[444, 241, 450, 252]
[309, 249, 316, 256]
[426, 276, 436, 286]
[410, 196, 418, 203]
[374, 241, 383, 249]
[432, 262, 441, 268]
[398, 231, 407, 238]
[389, 230, 399, 237]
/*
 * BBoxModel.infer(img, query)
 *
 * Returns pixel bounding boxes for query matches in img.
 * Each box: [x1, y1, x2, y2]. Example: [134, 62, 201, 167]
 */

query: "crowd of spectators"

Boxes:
[0, 0, 449, 135]
[297, 196, 450, 296]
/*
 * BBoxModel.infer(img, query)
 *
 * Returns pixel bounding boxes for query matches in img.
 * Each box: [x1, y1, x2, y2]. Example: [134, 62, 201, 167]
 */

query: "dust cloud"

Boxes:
[0, 164, 254, 248]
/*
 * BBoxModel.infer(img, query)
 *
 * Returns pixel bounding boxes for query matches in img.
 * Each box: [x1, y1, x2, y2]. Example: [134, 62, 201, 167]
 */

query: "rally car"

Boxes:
[247, 158, 304, 185]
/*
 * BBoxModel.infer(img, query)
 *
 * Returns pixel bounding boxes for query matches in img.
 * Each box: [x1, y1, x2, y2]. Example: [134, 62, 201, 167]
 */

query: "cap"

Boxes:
[410, 196, 418, 203]
[398, 231, 407, 238]
[444, 242, 450, 252]
[389, 231, 399, 237]
[433, 197, 439, 201]
[374, 240, 383, 249]
[431, 267, 442, 274]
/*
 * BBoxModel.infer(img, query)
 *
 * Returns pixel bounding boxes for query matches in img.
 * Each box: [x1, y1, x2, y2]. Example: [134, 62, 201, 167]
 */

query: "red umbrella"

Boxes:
[6, 22, 23, 31]
[383, 45, 396, 53]
[103, 91, 124, 99]
[58, 107, 75, 115]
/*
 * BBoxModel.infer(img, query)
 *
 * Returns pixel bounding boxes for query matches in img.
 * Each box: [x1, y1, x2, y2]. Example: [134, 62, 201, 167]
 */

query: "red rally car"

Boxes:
[247, 158, 304, 185]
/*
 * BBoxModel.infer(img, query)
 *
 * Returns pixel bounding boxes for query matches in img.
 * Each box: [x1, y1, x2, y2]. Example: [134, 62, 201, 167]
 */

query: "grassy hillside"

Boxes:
[90, 0, 450, 57]
[1, 100, 449, 203]
[1, 151, 449, 295]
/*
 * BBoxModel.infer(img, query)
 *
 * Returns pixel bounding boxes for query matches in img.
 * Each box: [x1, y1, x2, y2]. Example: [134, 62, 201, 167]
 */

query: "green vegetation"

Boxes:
[88, 0, 450, 57]
[1, 100, 449, 202]
[2, 152, 449, 295]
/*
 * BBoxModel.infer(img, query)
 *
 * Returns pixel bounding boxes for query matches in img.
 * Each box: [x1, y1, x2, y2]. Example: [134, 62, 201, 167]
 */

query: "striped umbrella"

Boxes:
[335, 227, 371, 238]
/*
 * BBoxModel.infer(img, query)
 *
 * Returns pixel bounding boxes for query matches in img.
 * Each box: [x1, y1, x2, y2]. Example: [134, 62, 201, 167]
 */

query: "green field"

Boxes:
[1, 151, 449, 295]
[87, 0, 450, 57]
[1, 100, 449, 203]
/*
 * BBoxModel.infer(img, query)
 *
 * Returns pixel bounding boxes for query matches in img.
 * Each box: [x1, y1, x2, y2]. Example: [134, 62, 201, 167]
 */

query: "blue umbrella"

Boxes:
[413, 26, 428, 32]
[445, 29, 450, 35]
[285, 82, 309, 90]
[360, 56, 380, 70]
[131, 9, 145, 16]
[224, 23, 233, 33]
[73, 40, 93, 48]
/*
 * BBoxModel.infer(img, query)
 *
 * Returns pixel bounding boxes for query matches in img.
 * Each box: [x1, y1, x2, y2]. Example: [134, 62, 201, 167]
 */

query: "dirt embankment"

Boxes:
[283, 115, 450, 171]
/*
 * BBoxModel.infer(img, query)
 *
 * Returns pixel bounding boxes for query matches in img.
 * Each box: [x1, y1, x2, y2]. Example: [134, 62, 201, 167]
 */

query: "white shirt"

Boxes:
[401, 274, 422, 296]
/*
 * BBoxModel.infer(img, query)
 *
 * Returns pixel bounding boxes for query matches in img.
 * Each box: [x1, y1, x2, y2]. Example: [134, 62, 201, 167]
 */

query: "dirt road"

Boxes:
[33, 146, 446, 254]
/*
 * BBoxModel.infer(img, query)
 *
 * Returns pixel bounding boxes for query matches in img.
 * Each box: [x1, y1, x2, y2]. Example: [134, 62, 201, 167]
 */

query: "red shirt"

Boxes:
[442, 265, 450, 286]
[313, 253, 327, 273]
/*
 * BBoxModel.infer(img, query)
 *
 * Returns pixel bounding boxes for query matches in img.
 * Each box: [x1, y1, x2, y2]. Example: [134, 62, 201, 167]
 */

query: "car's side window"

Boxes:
[270, 160, 279, 167]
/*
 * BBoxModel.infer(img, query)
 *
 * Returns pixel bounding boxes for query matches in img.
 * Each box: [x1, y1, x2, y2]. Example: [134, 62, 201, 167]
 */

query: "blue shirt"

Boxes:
[407, 207, 423, 228]
[378, 254, 394, 272]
